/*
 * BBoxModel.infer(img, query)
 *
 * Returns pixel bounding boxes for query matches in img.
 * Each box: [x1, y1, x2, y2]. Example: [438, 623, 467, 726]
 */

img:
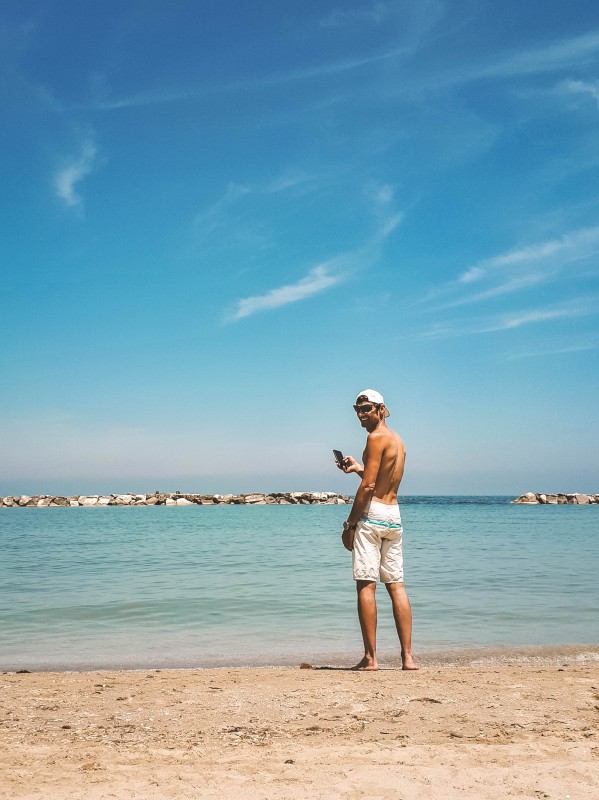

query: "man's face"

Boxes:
[354, 400, 381, 429]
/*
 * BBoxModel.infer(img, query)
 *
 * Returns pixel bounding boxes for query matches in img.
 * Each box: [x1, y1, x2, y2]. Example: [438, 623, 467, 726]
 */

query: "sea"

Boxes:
[1, 497, 598, 671]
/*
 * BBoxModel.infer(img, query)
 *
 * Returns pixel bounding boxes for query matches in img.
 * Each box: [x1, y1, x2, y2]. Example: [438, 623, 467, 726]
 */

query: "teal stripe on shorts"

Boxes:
[359, 517, 403, 529]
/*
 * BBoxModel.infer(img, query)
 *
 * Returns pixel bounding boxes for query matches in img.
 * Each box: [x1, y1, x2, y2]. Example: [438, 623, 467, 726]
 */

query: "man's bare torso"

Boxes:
[363, 427, 406, 504]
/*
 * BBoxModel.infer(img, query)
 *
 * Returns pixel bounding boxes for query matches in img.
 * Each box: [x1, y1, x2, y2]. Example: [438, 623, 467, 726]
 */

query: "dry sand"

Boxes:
[2, 656, 599, 799]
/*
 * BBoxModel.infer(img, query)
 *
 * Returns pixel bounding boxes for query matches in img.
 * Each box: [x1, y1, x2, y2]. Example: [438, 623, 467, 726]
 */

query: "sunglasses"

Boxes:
[353, 403, 378, 413]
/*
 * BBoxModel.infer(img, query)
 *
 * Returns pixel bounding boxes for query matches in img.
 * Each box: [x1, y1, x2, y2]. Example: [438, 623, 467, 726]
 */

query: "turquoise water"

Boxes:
[0, 499, 597, 670]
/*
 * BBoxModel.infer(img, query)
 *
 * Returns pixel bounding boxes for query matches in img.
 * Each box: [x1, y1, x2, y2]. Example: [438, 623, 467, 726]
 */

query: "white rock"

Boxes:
[165, 498, 177, 505]
[115, 494, 133, 504]
[244, 494, 266, 503]
[513, 493, 538, 504]
[176, 497, 194, 506]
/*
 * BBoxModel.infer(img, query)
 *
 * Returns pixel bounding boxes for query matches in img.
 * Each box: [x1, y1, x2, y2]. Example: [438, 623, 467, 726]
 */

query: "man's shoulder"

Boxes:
[366, 427, 397, 446]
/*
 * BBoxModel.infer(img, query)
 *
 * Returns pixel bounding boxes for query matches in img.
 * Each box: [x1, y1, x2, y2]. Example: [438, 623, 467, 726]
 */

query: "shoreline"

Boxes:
[2, 656, 598, 799]
[4, 643, 598, 675]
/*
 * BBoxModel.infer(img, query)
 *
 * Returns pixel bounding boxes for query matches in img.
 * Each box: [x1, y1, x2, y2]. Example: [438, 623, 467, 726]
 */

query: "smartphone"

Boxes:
[333, 449, 345, 468]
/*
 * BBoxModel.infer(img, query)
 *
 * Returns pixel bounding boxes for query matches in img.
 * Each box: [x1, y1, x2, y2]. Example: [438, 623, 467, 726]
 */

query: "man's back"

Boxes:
[364, 427, 406, 503]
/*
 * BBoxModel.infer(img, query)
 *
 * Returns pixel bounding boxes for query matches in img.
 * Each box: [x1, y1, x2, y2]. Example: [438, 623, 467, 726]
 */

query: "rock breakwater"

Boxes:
[0, 491, 351, 508]
[513, 492, 599, 504]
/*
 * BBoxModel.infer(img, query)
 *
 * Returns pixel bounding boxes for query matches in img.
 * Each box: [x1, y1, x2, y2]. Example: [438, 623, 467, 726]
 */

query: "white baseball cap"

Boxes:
[355, 389, 390, 418]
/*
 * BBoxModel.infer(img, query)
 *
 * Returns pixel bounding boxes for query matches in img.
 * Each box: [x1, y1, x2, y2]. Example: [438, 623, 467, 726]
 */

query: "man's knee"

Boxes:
[385, 581, 406, 595]
[356, 579, 376, 593]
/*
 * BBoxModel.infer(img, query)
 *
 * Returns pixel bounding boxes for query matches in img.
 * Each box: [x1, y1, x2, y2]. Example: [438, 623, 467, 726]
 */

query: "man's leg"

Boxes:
[385, 582, 418, 670]
[353, 579, 379, 670]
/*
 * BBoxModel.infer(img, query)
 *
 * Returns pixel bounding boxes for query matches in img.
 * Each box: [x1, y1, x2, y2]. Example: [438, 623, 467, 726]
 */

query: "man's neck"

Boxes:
[366, 418, 387, 434]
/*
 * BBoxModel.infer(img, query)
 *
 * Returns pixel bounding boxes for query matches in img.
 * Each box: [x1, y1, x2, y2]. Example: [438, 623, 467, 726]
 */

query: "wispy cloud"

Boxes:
[92, 41, 414, 111]
[193, 181, 251, 232]
[320, 2, 390, 28]
[484, 307, 574, 332]
[89, 25, 599, 114]
[192, 174, 321, 248]
[379, 212, 404, 239]
[264, 171, 313, 194]
[368, 182, 404, 238]
[421, 225, 599, 311]
[482, 30, 599, 79]
[439, 273, 548, 309]
[53, 134, 98, 208]
[562, 78, 599, 109]
[507, 340, 599, 360]
[417, 298, 597, 340]
[377, 29, 599, 103]
[458, 226, 599, 285]
[194, 172, 317, 229]
[227, 263, 344, 321]
[373, 183, 395, 205]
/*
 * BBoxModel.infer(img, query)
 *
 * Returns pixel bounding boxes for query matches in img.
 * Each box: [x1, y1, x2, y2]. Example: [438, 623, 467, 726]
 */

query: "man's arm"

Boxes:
[346, 432, 385, 527]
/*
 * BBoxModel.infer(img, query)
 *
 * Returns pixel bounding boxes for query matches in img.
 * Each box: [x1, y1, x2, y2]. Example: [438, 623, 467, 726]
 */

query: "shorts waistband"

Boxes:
[360, 499, 402, 527]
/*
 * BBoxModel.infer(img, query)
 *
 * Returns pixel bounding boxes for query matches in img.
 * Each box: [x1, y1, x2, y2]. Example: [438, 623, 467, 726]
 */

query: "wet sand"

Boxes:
[2, 651, 598, 799]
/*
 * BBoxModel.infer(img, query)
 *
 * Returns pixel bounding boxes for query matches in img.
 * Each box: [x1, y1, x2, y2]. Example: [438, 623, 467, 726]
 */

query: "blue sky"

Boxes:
[2, 0, 599, 495]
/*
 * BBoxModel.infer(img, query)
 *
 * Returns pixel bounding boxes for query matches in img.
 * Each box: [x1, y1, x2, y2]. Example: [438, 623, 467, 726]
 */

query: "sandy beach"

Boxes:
[2, 653, 598, 799]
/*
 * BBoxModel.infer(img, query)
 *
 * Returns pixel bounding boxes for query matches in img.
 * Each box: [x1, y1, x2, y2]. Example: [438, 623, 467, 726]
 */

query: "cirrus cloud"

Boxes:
[227, 264, 343, 322]
[53, 134, 98, 208]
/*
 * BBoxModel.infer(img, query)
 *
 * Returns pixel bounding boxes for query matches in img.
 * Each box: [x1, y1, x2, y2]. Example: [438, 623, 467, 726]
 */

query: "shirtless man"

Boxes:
[337, 389, 417, 671]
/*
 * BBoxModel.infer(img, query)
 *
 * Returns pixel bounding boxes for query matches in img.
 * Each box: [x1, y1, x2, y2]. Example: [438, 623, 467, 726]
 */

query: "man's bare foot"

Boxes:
[351, 656, 379, 671]
[402, 652, 419, 670]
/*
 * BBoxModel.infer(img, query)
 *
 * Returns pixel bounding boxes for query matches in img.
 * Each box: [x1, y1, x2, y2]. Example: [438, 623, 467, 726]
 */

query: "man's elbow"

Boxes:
[360, 482, 376, 495]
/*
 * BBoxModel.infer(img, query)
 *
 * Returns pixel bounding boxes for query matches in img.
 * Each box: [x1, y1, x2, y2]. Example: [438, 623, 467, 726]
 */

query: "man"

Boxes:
[337, 389, 417, 671]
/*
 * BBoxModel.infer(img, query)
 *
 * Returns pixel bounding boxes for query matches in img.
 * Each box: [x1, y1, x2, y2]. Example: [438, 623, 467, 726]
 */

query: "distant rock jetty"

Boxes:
[0, 491, 351, 508]
[513, 492, 599, 505]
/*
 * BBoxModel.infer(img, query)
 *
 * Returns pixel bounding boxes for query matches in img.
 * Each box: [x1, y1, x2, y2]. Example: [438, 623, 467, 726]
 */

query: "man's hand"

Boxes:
[341, 522, 356, 551]
[339, 455, 363, 475]
[341, 527, 355, 550]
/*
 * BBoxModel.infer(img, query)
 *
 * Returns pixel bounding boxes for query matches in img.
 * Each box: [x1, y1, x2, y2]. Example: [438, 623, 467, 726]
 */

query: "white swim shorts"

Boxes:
[352, 499, 404, 584]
